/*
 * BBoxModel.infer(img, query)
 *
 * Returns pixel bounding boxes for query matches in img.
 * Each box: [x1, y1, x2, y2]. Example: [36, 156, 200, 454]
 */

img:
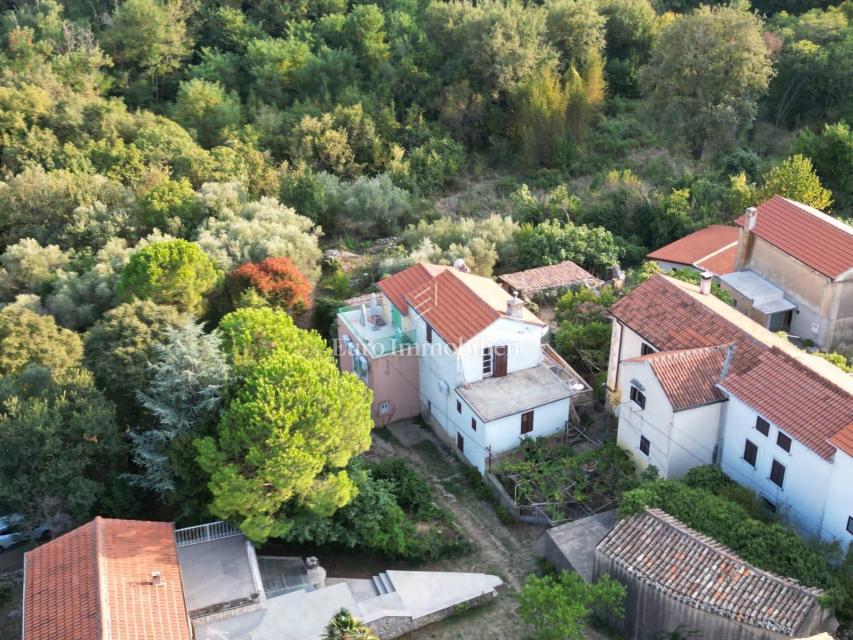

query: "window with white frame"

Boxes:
[630, 385, 646, 409]
[482, 347, 494, 377]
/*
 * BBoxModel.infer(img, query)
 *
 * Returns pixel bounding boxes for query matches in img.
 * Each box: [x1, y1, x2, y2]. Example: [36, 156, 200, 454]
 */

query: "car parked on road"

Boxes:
[0, 514, 50, 551]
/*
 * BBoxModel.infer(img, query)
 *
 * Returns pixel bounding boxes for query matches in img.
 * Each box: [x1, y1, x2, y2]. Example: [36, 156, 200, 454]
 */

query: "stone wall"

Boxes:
[367, 590, 498, 639]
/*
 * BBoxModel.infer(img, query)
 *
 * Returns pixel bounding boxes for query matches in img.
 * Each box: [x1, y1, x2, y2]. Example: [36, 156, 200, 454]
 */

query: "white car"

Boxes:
[0, 514, 50, 551]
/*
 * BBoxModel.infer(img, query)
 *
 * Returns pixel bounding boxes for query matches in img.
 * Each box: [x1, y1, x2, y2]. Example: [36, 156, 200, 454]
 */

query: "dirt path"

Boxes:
[371, 422, 612, 640]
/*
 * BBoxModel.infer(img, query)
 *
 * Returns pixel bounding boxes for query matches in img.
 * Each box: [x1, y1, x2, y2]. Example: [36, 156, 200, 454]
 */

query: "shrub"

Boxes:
[229, 257, 313, 315]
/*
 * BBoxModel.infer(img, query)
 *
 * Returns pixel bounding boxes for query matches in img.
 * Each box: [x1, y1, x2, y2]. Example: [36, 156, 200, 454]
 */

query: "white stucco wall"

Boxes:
[616, 361, 722, 479]
[607, 323, 658, 417]
[719, 396, 833, 538]
[821, 451, 853, 550]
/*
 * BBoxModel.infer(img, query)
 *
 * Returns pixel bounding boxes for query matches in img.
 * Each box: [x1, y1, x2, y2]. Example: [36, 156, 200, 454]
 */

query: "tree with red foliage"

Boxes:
[230, 257, 313, 315]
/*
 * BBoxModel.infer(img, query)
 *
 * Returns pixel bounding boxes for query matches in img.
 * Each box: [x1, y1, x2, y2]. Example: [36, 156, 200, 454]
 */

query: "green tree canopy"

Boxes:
[218, 306, 329, 374]
[0, 306, 83, 376]
[83, 300, 186, 407]
[514, 219, 620, 274]
[760, 154, 833, 211]
[640, 6, 773, 159]
[518, 571, 626, 640]
[118, 239, 222, 315]
[195, 346, 373, 543]
[0, 366, 124, 532]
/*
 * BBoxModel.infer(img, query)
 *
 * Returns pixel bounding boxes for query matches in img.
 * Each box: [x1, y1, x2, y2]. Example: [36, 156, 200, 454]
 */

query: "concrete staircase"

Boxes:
[371, 572, 396, 595]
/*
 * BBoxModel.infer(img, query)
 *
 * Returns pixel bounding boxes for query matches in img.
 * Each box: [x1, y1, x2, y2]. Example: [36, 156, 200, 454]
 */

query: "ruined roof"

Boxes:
[597, 509, 824, 636]
[625, 346, 729, 411]
[498, 260, 599, 294]
[736, 196, 853, 280]
[647, 225, 740, 276]
[24, 517, 191, 640]
[610, 276, 853, 459]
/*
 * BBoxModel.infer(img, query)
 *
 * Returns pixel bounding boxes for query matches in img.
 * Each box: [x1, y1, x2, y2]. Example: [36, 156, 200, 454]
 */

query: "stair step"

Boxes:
[378, 572, 395, 593]
[372, 575, 387, 595]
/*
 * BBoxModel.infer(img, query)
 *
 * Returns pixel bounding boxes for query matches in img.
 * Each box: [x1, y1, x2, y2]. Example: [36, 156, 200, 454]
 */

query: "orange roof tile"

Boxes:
[405, 268, 543, 348]
[829, 423, 853, 457]
[625, 346, 729, 411]
[647, 225, 740, 275]
[695, 244, 738, 276]
[720, 348, 853, 460]
[24, 517, 191, 640]
[498, 260, 599, 294]
[377, 263, 447, 313]
[611, 276, 853, 460]
[736, 196, 853, 279]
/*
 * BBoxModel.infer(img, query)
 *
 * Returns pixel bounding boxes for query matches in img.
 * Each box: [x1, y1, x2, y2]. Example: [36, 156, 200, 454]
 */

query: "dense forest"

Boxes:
[0, 0, 850, 591]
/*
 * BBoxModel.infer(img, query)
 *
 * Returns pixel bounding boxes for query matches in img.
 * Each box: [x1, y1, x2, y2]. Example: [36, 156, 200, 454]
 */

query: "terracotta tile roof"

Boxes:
[695, 243, 738, 276]
[647, 225, 740, 275]
[378, 263, 447, 313]
[736, 196, 853, 279]
[829, 423, 853, 457]
[610, 276, 853, 459]
[498, 260, 599, 294]
[625, 346, 729, 411]
[720, 347, 853, 460]
[597, 508, 824, 636]
[24, 517, 191, 640]
[405, 268, 543, 348]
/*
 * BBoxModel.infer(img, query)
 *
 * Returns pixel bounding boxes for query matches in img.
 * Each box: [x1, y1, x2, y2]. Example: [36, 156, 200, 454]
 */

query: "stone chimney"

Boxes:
[452, 258, 470, 273]
[507, 293, 524, 318]
[699, 271, 713, 295]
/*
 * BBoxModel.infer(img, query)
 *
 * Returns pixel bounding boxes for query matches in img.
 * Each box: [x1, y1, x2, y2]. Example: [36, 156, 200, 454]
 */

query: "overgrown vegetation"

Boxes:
[497, 439, 638, 523]
[621, 466, 853, 617]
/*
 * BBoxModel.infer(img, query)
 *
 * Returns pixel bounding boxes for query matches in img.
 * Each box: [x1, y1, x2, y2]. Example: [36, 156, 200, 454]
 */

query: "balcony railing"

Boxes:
[174, 520, 241, 547]
[338, 305, 417, 357]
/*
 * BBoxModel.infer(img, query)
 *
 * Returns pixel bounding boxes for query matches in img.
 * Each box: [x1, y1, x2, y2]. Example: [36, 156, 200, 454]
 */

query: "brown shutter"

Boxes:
[521, 411, 534, 434]
[494, 345, 508, 377]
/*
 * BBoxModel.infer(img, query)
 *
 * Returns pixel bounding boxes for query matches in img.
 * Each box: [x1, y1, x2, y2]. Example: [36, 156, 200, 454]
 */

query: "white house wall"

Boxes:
[719, 396, 832, 538]
[822, 451, 853, 550]
[456, 318, 545, 385]
[668, 404, 724, 479]
[607, 323, 657, 416]
[616, 362, 675, 476]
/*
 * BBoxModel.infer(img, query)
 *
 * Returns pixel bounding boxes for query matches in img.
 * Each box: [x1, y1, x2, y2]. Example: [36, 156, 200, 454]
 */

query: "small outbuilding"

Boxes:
[499, 260, 601, 299]
[594, 508, 836, 640]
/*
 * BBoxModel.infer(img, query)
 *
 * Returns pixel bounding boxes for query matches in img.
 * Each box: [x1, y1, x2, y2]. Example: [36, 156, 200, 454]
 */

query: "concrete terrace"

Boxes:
[458, 347, 590, 422]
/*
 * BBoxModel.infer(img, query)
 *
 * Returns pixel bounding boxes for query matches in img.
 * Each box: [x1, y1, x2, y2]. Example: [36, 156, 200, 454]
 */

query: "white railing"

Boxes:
[174, 520, 241, 547]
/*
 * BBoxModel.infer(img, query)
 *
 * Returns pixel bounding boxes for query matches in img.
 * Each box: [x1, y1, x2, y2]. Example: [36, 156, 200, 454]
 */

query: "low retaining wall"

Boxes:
[367, 590, 498, 639]
[485, 472, 553, 526]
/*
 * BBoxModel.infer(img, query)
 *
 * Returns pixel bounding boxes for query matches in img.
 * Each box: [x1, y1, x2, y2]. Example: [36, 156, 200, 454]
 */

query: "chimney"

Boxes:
[151, 571, 163, 586]
[745, 206, 757, 231]
[699, 271, 713, 295]
[507, 293, 524, 318]
[452, 258, 470, 273]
